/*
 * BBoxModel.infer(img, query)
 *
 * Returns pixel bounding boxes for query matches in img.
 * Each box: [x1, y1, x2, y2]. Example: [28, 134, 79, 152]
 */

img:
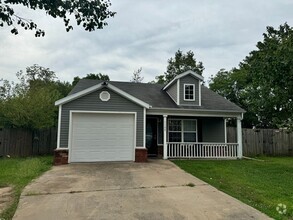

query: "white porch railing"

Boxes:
[167, 142, 238, 159]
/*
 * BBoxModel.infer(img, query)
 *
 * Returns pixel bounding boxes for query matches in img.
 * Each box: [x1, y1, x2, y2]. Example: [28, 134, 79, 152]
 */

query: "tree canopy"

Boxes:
[155, 49, 204, 84]
[209, 23, 293, 129]
[72, 73, 110, 86]
[0, 65, 72, 129]
[0, 0, 116, 37]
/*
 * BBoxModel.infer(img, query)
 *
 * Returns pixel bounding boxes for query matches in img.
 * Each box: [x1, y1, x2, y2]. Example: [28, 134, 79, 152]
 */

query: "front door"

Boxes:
[146, 118, 157, 156]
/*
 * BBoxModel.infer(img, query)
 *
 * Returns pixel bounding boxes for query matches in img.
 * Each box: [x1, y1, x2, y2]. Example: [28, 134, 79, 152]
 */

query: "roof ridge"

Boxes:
[79, 78, 165, 86]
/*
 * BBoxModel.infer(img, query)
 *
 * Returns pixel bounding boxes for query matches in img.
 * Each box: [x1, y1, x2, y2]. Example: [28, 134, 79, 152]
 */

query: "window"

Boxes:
[184, 84, 195, 101]
[168, 119, 197, 142]
[169, 120, 182, 142]
[99, 91, 110, 101]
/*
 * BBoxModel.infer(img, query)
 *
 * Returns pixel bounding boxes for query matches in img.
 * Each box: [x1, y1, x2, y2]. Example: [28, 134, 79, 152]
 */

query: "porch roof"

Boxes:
[69, 79, 245, 113]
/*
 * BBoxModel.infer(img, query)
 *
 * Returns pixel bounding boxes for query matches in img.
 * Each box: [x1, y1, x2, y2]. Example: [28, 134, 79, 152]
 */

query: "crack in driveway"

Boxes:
[23, 183, 209, 197]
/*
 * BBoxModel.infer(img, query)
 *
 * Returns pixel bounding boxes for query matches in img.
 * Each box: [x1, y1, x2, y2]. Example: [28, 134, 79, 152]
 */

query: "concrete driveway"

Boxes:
[13, 160, 270, 220]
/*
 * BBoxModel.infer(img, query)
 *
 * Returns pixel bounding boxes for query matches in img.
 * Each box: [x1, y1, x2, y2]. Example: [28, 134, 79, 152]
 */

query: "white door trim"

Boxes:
[56, 105, 62, 149]
[68, 110, 137, 163]
[143, 108, 146, 148]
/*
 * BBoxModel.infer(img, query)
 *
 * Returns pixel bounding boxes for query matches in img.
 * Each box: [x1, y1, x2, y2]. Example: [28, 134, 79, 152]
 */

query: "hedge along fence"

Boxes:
[227, 127, 293, 156]
[0, 128, 57, 157]
[0, 127, 292, 157]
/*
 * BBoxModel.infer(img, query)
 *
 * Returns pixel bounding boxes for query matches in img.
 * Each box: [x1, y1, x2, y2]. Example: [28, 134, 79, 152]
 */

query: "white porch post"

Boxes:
[237, 116, 243, 158]
[224, 118, 227, 143]
[163, 115, 168, 159]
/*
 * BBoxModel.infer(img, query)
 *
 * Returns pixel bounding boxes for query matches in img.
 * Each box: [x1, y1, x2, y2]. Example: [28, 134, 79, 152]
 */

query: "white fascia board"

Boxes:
[55, 82, 151, 109]
[177, 79, 180, 105]
[163, 70, 204, 91]
[55, 83, 103, 106]
[147, 108, 244, 118]
[149, 107, 245, 113]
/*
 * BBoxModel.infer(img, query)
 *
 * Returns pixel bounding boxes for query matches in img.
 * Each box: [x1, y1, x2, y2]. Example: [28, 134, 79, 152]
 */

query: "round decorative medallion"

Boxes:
[99, 91, 110, 101]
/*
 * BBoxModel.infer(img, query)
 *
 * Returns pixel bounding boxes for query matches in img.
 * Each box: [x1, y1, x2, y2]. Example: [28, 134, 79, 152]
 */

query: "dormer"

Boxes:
[163, 70, 203, 106]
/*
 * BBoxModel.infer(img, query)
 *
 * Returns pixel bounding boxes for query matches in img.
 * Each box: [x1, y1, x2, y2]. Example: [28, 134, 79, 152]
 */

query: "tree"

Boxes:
[153, 75, 166, 84]
[131, 67, 144, 83]
[209, 23, 293, 129]
[0, 65, 71, 129]
[72, 73, 110, 86]
[245, 23, 293, 129]
[0, 86, 60, 128]
[0, 79, 12, 99]
[0, 0, 116, 37]
[209, 68, 258, 127]
[155, 49, 204, 84]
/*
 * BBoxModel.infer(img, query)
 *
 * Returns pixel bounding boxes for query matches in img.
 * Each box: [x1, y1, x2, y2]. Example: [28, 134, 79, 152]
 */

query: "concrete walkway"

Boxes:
[13, 160, 270, 220]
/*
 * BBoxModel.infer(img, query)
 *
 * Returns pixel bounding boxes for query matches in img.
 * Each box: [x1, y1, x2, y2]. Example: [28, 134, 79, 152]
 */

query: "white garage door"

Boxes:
[70, 113, 135, 162]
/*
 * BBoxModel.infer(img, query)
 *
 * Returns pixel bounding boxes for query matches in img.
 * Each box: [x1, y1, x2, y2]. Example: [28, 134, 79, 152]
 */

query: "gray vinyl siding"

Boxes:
[60, 88, 144, 148]
[179, 75, 199, 105]
[201, 117, 225, 142]
[166, 81, 177, 103]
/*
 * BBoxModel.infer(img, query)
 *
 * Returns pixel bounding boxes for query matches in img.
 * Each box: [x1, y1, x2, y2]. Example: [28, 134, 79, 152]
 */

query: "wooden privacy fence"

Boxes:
[227, 127, 293, 156]
[0, 128, 57, 157]
[0, 127, 292, 157]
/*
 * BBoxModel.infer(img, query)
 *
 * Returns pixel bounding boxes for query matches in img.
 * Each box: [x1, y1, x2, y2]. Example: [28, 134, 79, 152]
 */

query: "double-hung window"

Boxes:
[168, 119, 197, 142]
[184, 84, 195, 101]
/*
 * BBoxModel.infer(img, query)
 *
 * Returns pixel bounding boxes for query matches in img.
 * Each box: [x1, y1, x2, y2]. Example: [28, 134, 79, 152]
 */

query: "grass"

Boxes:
[0, 156, 53, 220]
[173, 157, 293, 220]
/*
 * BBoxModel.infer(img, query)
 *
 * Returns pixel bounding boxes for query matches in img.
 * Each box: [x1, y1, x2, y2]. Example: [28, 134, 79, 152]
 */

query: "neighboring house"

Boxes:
[54, 70, 245, 164]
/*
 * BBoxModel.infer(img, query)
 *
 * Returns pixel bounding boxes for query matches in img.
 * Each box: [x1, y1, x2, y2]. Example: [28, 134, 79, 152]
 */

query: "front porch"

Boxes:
[146, 115, 242, 160]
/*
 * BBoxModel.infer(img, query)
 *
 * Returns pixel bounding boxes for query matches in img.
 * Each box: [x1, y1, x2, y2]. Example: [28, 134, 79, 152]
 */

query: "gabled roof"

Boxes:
[63, 79, 245, 113]
[163, 70, 204, 91]
[55, 82, 151, 108]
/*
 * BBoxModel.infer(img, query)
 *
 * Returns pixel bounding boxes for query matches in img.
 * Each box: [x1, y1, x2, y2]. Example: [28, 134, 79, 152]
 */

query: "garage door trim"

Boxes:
[68, 110, 137, 163]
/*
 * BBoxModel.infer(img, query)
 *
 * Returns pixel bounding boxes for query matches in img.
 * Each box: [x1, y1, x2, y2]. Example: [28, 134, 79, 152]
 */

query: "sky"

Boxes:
[0, 0, 293, 84]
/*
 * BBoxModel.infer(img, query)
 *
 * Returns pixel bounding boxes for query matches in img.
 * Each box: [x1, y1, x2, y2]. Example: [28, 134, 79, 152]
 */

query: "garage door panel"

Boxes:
[70, 113, 135, 162]
[72, 136, 133, 147]
[72, 149, 132, 161]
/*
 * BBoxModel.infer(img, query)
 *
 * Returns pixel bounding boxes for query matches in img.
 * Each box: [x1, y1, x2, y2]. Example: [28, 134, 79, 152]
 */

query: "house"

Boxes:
[54, 70, 245, 165]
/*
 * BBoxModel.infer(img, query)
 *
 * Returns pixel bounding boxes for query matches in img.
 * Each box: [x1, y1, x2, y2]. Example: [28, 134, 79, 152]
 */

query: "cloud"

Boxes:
[0, 0, 292, 84]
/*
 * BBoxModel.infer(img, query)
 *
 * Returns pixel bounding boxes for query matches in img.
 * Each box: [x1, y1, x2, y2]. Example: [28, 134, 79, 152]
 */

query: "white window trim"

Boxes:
[168, 119, 198, 142]
[183, 84, 195, 101]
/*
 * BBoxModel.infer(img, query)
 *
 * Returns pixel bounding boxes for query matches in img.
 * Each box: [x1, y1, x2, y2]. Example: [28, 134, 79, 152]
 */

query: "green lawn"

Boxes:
[0, 156, 53, 220]
[173, 157, 293, 220]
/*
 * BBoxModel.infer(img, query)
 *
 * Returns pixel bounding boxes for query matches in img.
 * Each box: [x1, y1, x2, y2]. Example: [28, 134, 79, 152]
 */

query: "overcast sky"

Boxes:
[0, 0, 293, 84]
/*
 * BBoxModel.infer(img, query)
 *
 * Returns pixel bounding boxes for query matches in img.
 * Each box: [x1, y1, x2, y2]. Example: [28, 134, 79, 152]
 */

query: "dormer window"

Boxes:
[184, 84, 195, 101]
[163, 70, 203, 106]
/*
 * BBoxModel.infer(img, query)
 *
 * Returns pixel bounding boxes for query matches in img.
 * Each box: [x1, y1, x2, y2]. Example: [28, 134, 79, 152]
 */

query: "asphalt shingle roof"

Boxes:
[69, 79, 245, 112]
